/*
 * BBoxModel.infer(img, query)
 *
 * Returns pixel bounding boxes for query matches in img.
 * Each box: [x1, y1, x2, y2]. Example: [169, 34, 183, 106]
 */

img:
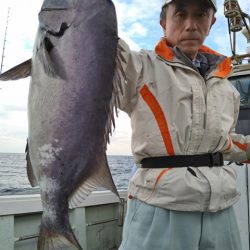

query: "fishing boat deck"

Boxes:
[0, 190, 127, 250]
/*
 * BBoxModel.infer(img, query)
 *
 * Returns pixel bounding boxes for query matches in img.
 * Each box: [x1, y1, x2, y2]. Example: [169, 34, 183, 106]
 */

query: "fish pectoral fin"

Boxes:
[69, 154, 120, 208]
[38, 37, 58, 78]
[37, 35, 66, 79]
[0, 59, 31, 81]
[25, 141, 38, 187]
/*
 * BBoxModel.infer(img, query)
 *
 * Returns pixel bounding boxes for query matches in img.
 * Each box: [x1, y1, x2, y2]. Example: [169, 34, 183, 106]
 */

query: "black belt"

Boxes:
[141, 152, 224, 168]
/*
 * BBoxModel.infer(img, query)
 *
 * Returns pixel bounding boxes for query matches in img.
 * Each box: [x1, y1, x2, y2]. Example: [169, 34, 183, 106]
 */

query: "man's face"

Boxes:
[160, 0, 216, 59]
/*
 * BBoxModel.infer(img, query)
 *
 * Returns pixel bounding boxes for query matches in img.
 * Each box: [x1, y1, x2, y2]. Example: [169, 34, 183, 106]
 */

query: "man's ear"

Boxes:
[160, 19, 166, 30]
[207, 16, 216, 36]
[211, 16, 216, 28]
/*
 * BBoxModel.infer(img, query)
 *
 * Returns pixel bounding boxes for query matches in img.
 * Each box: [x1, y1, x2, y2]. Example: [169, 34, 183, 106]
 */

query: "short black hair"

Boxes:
[160, 5, 167, 20]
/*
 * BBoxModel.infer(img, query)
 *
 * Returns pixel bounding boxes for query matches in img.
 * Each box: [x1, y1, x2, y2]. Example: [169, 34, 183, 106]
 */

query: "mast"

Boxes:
[224, 0, 250, 64]
[0, 7, 10, 74]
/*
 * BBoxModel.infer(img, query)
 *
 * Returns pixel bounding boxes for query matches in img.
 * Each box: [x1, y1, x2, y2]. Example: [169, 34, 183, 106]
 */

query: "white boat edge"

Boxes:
[0, 190, 127, 216]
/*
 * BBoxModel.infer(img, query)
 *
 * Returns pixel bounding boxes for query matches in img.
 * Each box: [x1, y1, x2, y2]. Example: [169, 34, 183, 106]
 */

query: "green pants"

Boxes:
[119, 199, 242, 250]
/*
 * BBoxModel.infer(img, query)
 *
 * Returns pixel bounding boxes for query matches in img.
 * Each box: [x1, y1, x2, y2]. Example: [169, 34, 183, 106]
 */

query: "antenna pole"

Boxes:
[0, 7, 10, 73]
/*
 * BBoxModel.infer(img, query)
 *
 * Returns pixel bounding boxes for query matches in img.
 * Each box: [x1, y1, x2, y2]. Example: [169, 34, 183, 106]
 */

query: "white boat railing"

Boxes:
[0, 190, 126, 215]
[0, 190, 127, 250]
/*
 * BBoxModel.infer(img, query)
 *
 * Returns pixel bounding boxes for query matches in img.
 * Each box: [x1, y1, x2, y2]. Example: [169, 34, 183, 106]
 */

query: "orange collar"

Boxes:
[155, 38, 175, 61]
[199, 45, 232, 78]
[155, 39, 232, 78]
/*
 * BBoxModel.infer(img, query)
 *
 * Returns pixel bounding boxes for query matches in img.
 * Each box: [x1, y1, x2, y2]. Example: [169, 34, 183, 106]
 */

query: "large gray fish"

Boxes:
[0, 0, 124, 249]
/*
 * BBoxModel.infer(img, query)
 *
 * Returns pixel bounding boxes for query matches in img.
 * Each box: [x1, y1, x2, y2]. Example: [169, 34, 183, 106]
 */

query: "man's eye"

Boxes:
[198, 12, 208, 17]
[175, 12, 185, 17]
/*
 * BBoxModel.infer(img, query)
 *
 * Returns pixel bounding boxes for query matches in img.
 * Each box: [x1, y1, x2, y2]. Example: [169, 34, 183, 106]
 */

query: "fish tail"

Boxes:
[38, 221, 82, 250]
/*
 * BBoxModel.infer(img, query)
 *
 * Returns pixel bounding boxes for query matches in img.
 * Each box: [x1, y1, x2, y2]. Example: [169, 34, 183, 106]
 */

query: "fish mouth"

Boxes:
[43, 22, 69, 53]
[47, 22, 69, 37]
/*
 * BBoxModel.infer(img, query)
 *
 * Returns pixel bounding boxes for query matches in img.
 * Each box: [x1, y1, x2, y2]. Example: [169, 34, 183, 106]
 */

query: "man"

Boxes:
[117, 0, 250, 249]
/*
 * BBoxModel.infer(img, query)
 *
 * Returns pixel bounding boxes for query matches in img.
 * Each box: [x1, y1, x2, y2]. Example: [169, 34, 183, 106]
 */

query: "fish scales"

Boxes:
[30, 1, 117, 188]
[33, 1, 119, 249]
[0, 0, 120, 249]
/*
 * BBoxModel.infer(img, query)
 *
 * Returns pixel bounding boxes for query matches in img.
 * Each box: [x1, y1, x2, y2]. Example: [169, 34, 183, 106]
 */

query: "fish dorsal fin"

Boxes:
[103, 42, 126, 147]
[69, 44, 125, 209]
[69, 154, 119, 209]
[25, 141, 38, 187]
[0, 59, 31, 81]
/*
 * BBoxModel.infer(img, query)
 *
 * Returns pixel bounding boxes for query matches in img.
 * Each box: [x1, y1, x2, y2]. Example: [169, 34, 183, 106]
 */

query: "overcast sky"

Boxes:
[0, 0, 249, 155]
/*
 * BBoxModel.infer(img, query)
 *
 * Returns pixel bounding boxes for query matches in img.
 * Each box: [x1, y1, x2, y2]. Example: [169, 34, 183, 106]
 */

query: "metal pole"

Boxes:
[233, 31, 236, 55]
[0, 7, 10, 73]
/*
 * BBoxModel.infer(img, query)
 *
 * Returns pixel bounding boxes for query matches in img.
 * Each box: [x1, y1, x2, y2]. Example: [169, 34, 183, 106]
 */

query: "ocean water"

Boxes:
[0, 153, 134, 195]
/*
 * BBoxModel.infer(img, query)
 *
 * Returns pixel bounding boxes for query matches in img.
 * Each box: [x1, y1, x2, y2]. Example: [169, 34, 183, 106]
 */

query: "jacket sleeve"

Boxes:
[116, 39, 143, 114]
[223, 131, 250, 163]
[222, 88, 250, 163]
[223, 83, 250, 163]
